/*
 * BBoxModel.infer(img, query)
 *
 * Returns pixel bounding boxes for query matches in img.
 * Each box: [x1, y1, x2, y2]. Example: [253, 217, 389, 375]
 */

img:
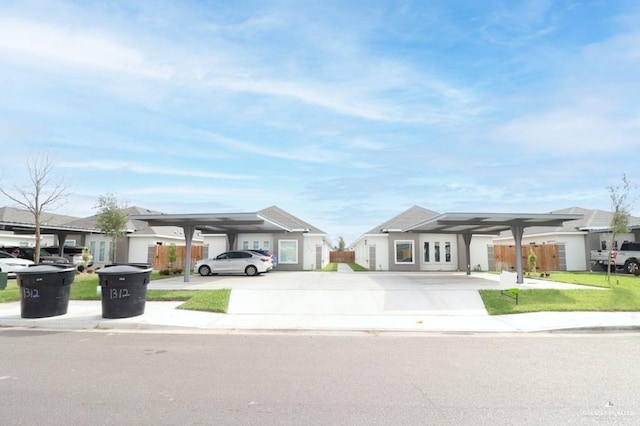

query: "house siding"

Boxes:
[353, 235, 389, 270]
[469, 235, 494, 272]
[302, 234, 329, 270]
[202, 235, 227, 258]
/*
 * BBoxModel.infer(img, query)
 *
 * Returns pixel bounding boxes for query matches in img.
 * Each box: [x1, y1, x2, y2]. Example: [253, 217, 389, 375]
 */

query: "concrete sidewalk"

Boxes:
[1, 271, 639, 334]
[2, 300, 640, 333]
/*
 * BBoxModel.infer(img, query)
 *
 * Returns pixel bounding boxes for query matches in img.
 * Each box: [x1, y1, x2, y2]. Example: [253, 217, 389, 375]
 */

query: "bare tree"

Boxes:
[606, 174, 633, 283]
[0, 152, 69, 263]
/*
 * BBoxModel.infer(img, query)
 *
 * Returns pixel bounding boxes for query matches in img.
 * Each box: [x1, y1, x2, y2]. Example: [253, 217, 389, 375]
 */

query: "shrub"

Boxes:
[173, 268, 183, 275]
[159, 269, 171, 276]
[633, 269, 640, 277]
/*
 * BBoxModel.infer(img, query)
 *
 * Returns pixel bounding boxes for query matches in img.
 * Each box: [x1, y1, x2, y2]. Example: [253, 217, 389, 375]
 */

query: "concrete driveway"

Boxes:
[149, 270, 592, 317]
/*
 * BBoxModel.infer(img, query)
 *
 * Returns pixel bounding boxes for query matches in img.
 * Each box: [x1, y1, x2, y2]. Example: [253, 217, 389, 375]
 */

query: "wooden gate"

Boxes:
[330, 251, 355, 263]
[493, 244, 559, 272]
[151, 245, 203, 270]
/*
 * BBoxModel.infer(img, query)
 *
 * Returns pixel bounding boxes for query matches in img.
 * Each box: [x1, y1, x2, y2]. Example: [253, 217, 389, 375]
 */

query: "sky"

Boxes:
[1, 0, 639, 245]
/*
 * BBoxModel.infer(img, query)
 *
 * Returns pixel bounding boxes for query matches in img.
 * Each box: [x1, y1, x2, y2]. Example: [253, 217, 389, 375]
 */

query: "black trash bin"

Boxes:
[97, 264, 152, 319]
[16, 264, 75, 318]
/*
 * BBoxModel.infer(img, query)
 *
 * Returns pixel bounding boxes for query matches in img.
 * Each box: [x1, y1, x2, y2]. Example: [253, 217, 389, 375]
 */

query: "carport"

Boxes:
[404, 212, 583, 284]
[0, 220, 100, 257]
[130, 212, 295, 282]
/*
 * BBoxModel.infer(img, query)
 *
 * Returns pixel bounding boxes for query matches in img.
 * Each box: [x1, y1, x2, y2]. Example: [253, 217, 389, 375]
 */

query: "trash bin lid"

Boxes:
[96, 264, 153, 275]
[16, 264, 75, 275]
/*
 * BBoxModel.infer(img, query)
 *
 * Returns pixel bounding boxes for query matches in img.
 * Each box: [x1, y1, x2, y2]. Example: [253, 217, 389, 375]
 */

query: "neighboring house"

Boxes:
[64, 206, 206, 267]
[350, 205, 628, 272]
[0, 205, 331, 271]
[132, 205, 333, 271]
[252, 205, 332, 271]
[493, 207, 640, 271]
[349, 206, 495, 272]
[0, 206, 96, 250]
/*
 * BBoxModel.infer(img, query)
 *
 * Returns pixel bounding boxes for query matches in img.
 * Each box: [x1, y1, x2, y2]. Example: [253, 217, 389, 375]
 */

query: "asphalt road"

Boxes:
[1, 329, 639, 425]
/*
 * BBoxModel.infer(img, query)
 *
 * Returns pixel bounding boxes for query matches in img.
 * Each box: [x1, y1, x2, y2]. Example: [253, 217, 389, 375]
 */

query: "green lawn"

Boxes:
[480, 271, 640, 315]
[348, 263, 368, 271]
[321, 262, 369, 271]
[321, 263, 338, 271]
[5, 270, 639, 316]
[0, 273, 231, 313]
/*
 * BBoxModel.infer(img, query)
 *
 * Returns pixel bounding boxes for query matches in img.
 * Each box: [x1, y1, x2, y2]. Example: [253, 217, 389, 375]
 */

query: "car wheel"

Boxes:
[245, 265, 258, 276]
[198, 265, 212, 276]
[624, 259, 639, 274]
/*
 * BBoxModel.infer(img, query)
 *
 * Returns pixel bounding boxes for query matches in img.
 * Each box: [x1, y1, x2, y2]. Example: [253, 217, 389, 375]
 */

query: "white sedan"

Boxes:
[194, 250, 272, 276]
[0, 250, 35, 277]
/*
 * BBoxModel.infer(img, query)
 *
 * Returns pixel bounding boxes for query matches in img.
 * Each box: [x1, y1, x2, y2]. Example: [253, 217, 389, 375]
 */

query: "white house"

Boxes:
[350, 206, 495, 272]
[349, 205, 632, 273]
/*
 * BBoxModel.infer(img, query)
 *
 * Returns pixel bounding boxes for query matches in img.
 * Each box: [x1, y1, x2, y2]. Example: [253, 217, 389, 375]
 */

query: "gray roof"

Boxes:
[498, 207, 640, 237]
[0, 206, 99, 233]
[365, 206, 440, 234]
[65, 206, 184, 236]
[0, 206, 79, 227]
[258, 205, 326, 234]
[1, 204, 326, 238]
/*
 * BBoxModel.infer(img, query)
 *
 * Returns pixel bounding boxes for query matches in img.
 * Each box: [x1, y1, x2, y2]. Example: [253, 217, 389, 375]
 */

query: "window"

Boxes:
[434, 242, 441, 262]
[253, 241, 259, 249]
[242, 241, 249, 250]
[263, 241, 270, 251]
[395, 241, 414, 264]
[90, 242, 96, 257]
[278, 240, 298, 264]
[64, 240, 76, 247]
[99, 242, 105, 262]
[108, 242, 113, 262]
[445, 242, 451, 262]
[423, 242, 430, 262]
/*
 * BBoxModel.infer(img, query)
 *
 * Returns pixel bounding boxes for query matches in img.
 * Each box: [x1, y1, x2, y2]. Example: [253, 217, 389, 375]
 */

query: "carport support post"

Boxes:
[511, 225, 525, 284]
[182, 225, 196, 283]
[462, 233, 472, 276]
[55, 232, 68, 255]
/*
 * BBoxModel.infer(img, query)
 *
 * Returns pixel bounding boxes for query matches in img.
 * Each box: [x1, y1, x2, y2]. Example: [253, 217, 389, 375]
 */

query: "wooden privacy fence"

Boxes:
[151, 245, 203, 270]
[493, 244, 559, 272]
[330, 251, 355, 263]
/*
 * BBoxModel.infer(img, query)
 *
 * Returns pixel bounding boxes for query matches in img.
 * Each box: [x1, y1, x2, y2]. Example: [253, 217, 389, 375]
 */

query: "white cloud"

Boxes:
[0, 14, 479, 125]
[202, 132, 336, 163]
[58, 160, 253, 180]
[0, 18, 169, 79]
[492, 107, 639, 154]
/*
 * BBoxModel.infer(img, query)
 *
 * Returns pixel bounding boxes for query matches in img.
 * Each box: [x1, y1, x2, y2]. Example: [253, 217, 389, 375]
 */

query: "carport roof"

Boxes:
[403, 212, 584, 235]
[130, 212, 298, 234]
[130, 205, 326, 235]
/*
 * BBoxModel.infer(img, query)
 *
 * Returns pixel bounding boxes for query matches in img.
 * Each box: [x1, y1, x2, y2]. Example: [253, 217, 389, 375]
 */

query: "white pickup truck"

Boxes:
[590, 241, 640, 274]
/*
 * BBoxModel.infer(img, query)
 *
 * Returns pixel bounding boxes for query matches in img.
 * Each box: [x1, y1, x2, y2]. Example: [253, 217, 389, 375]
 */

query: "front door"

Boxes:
[315, 245, 322, 269]
[369, 245, 376, 271]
